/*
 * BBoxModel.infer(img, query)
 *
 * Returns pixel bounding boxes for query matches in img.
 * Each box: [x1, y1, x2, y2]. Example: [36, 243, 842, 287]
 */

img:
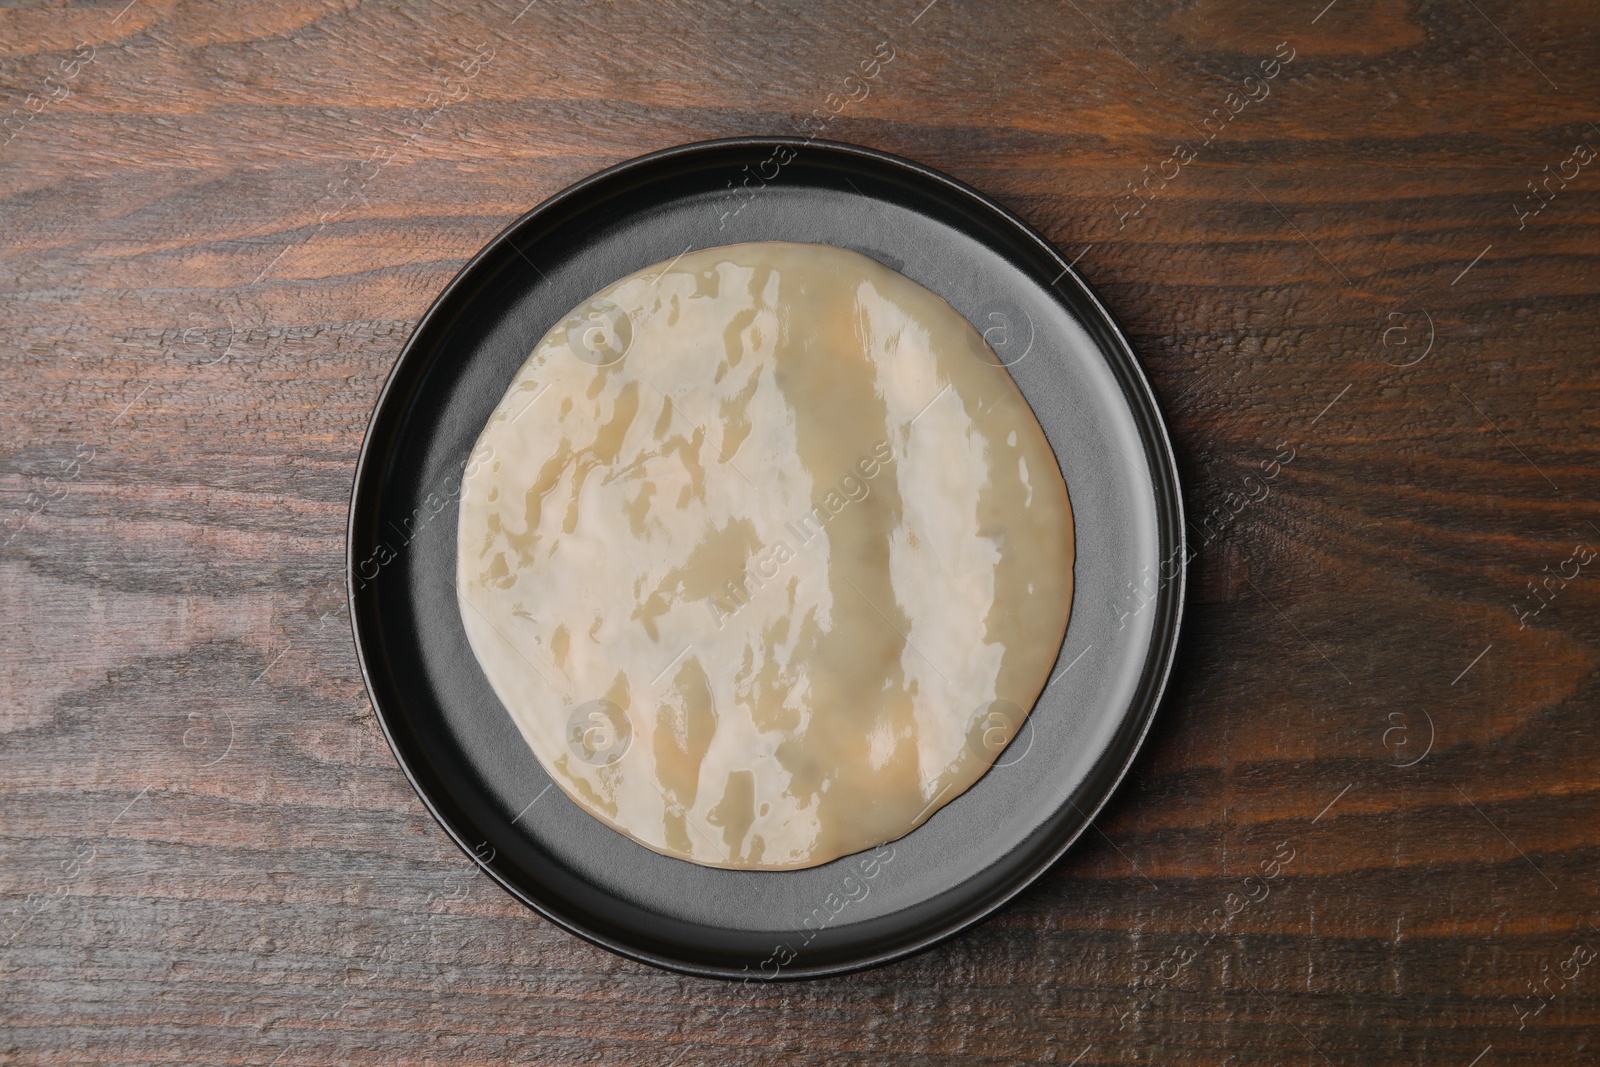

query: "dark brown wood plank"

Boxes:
[3, 0, 1598, 1063]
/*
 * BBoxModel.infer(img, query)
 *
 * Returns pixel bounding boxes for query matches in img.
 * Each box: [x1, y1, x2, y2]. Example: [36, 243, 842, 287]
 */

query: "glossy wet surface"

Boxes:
[457, 242, 1073, 870]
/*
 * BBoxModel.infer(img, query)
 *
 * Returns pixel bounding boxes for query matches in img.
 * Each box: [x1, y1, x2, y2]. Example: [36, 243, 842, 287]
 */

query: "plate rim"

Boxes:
[346, 135, 1187, 980]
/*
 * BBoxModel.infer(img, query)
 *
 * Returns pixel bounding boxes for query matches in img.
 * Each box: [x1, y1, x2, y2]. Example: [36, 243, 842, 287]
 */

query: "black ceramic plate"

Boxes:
[348, 137, 1184, 980]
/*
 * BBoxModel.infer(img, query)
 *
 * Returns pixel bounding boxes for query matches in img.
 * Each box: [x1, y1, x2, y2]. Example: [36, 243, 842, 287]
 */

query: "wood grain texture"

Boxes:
[2, 0, 1598, 1063]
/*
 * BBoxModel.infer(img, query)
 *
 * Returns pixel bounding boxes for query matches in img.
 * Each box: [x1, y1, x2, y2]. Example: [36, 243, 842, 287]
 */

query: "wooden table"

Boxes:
[3, 0, 1596, 1063]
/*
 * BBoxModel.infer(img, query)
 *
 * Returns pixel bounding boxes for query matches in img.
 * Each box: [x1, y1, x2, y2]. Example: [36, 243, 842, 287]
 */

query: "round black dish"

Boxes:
[347, 137, 1185, 980]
